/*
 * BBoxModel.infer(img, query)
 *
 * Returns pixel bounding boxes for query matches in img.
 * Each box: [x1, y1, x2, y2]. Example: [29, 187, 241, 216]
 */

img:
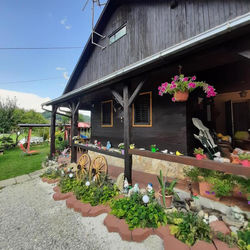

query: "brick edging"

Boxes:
[52, 184, 236, 249]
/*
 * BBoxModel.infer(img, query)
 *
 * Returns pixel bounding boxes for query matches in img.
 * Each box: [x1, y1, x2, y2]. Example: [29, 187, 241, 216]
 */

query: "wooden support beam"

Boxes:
[111, 90, 124, 107]
[128, 80, 145, 106]
[71, 101, 79, 163]
[50, 105, 57, 159]
[123, 85, 132, 184]
[27, 127, 32, 152]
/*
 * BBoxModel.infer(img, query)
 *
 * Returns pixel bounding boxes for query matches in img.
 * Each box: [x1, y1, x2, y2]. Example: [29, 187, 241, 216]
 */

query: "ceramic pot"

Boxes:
[158, 191, 173, 208]
[174, 91, 189, 102]
[121, 149, 125, 155]
[240, 160, 250, 167]
[199, 181, 221, 201]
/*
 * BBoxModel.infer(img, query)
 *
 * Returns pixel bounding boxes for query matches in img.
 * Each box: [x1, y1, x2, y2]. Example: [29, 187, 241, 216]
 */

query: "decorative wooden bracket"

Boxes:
[111, 90, 124, 107]
[128, 80, 145, 106]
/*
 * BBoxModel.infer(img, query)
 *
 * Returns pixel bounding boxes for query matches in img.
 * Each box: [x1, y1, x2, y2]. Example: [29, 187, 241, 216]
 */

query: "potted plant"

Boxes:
[158, 74, 216, 102]
[193, 148, 207, 160]
[151, 144, 159, 153]
[238, 153, 250, 167]
[157, 170, 179, 208]
[118, 143, 125, 154]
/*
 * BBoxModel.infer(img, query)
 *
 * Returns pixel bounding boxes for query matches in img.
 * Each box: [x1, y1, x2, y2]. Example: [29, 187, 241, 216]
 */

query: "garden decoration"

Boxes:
[146, 183, 153, 193]
[129, 144, 135, 149]
[118, 143, 125, 154]
[76, 153, 91, 180]
[90, 155, 108, 183]
[158, 74, 217, 102]
[106, 141, 111, 150]
[151, 144, 159, 152]
[193, 147, 207, 160]
[123, 177, 129, 193]
[239, 153, 250, 167]
[175, 151, 183, 156]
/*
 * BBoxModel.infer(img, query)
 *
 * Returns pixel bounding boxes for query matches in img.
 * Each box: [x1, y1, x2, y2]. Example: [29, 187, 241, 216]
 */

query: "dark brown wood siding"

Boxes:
[69, 0, 250, 92]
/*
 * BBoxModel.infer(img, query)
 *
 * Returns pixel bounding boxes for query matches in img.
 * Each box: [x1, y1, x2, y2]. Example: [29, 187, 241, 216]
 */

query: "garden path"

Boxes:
[0, 177, 164, 250]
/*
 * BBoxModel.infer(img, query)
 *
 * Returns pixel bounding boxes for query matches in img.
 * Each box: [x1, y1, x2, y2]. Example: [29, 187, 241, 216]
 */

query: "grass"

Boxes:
[0, 143, 49, 181]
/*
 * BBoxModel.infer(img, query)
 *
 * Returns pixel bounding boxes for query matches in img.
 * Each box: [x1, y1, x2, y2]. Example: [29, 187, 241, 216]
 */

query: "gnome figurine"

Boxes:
[147, 183, 153, 193]
[123, 178, 129, 194]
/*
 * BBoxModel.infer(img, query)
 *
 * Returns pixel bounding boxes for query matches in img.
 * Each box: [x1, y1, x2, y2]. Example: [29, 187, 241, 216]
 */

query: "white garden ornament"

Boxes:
[142, 195, 150, 204]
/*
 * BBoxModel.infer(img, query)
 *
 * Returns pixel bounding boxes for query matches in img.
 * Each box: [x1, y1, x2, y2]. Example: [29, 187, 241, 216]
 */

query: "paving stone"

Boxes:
[29, 169, 43, 177]
[213, 239, 239, 250]
[191, 240, 216, 250]
[163, 234, 190, 250]
[154, 225, 170, 239]
[53, 186, 60, 193]
[103, 214, 120, 233]
[118, 219, 132, 241]
[0, 178, 16, 187]
[15, 175, 30, 183]
[80, 203, 92, 216]
[210, 221, 230, 235]
[53, 191, 73, 201]
[131, 228, 153, 242]
[66, 196, 78, 209]
[72, 200, 86, 213]
[88, 205, 111, 217]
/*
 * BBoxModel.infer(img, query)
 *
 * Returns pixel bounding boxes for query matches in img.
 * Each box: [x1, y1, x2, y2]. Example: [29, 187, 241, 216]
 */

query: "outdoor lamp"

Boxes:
[85, 181, 90, 187]
[142, 195, 150, 204]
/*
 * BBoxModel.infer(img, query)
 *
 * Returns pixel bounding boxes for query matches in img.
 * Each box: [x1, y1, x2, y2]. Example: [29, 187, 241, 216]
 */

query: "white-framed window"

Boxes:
[109, 25, 127, 45]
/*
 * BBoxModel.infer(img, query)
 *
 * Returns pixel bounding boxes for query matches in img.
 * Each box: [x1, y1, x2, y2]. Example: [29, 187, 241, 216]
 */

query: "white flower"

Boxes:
[85, 181, 90, 187]
[69, 173, 74, 178]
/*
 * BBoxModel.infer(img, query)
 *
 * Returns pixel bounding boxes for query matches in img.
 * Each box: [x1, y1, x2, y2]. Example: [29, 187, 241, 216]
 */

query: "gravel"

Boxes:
[0, 178, 164, 250]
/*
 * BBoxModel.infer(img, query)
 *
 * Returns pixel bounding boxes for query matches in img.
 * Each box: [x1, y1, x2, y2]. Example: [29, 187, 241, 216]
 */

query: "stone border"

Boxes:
[51, 184, 237, 249]
[41, 177, 59, 184]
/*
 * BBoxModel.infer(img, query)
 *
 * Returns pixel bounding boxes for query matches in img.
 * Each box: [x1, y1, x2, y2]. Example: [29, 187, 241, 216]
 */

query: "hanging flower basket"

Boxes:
[158, 74, 217, 102]
[174, 91, 189, 102]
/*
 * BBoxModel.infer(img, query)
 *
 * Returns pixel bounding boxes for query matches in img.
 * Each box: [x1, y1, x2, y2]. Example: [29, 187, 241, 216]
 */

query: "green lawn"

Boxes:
[0, 143, 49, 181]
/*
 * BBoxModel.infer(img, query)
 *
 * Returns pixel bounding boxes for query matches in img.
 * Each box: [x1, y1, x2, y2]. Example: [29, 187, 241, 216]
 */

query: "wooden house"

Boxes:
[43, 0, 250, 183]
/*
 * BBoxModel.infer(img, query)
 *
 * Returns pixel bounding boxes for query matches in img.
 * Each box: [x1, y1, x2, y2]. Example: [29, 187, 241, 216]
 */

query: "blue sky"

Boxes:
[0, 0, 104, 99]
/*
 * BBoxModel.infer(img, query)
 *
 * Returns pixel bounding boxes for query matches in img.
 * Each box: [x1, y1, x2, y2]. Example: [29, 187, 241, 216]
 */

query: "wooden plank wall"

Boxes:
[69, 0, 250, 92]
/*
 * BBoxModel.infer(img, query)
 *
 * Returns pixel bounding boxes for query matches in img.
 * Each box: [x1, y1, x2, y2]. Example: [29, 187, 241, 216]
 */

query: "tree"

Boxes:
[0, 97, 17, 134]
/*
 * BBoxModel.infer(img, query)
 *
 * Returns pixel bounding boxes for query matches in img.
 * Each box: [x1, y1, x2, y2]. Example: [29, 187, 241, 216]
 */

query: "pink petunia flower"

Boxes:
[171, 81, 175, 84]
[172, 97, 176, 102]
[174, 75, 179, 81]
[158, 86, 162, 91]
[188, 82, 196, 88]
[170, 83, 177, 89]
[191, 76, 196, 81]
[162, 82, 168, 88]
[183, 77, 188, 82]
[159, 91, 163, 96]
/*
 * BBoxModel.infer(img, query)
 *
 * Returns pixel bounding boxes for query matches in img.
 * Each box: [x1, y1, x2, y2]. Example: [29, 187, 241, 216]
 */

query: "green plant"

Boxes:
[118, 143, 124, 149]
[75, 181, 119, 206]
[111, 193, 167, 230]
[193, 147, 204, 155]
[157, 170, 179, 207]
[216, 226, 250, 250]
[239, 153, 250, 161]
[168, 211, 212, 246]
[208, 176, 234, 197]
[40, 168, 60, 179]
[59, 177, 80, 193]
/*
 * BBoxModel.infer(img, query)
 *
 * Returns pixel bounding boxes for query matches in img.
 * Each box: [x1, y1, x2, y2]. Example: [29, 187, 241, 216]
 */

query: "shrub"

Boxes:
[168, 211, 212, 246]
[110, 193, 167, 230]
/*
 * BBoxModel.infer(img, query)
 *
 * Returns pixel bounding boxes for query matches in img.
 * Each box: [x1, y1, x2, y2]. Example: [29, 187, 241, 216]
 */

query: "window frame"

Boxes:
[132, 91, 152, 127]
[109, 24, 127, 45]
[101, 100, 113, 127]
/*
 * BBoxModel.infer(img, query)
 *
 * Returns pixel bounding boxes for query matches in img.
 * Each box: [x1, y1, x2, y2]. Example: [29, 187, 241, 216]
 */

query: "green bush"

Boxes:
[110, 193, 167, 230]
[168, 211, 212, 246]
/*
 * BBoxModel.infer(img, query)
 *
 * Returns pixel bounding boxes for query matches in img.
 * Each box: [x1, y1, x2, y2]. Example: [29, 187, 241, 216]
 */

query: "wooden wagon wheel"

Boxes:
[76, 153, 91, 180]
[90, 155, 108, 182]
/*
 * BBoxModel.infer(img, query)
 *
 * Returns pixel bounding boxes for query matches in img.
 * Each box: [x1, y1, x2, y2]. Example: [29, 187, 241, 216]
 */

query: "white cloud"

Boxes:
[60, 17, 67, 25]
[56, 67, 66, 71]
[63, 72, 70, 80]
[60, 17, 72, 30]
[0, 89, 50, 113]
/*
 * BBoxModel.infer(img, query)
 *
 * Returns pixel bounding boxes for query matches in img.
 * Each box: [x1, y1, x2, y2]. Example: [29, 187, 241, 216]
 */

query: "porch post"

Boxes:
[123, 85, 133, 184]
[71, 101, 79, 163]
[50, 105, 57, 159]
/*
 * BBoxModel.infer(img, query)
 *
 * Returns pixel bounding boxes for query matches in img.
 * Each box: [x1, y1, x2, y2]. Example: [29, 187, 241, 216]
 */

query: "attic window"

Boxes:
[132, 92, 152, 127]
[101, 100, 113, 127]
[109, 25, 127, 45]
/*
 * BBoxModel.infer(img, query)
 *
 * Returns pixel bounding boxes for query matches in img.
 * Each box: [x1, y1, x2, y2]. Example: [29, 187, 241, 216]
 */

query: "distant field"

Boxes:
[0, 143, 49, 181]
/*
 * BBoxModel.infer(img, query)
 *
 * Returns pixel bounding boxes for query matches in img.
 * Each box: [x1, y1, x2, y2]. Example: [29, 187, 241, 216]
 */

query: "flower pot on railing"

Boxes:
[240, 160, 250, 167]
[174, 91, 189, 102]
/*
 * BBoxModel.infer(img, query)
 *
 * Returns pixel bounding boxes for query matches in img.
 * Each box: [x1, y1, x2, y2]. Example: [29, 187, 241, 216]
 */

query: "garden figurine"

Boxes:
[106, 141, 111, 150]
[123, 178, 129, 193]
[94, 140, 98, 146]
[147, 183, 153, 193]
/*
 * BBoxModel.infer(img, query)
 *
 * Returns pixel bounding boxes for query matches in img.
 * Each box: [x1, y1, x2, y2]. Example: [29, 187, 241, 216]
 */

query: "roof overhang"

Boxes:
[42, 12, 250, 107]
